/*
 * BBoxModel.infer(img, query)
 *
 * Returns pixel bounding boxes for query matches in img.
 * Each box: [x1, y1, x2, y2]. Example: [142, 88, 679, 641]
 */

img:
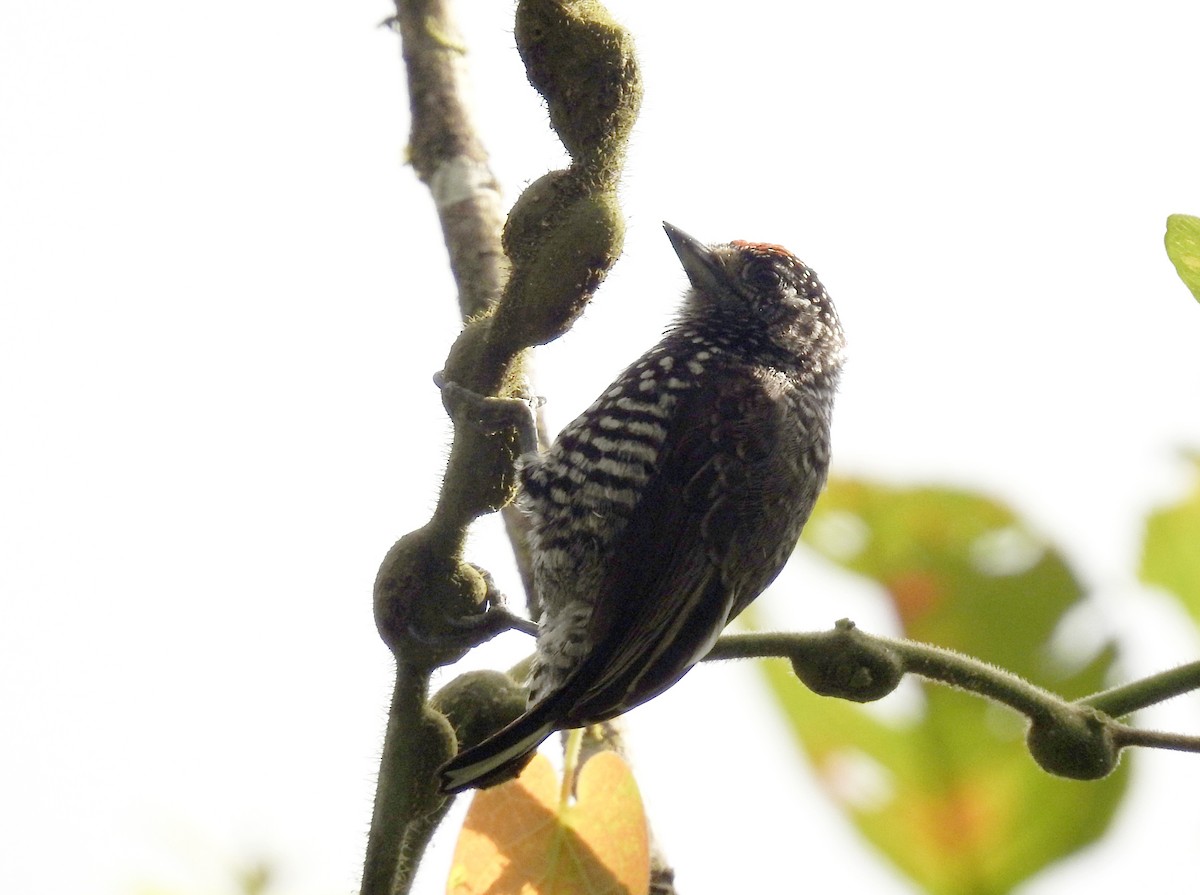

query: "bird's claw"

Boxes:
[444, 606, 538, 641]
[438, 563, 538, 645]
[434, 372, 541, 455]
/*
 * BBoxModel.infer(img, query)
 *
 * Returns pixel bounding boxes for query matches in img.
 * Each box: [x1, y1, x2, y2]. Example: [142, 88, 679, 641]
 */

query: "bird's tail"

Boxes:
[438, 702, 560, 794]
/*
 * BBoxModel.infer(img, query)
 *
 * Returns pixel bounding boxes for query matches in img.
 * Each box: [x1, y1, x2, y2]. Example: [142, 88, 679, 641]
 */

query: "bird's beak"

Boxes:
[663, 222, 723, 293]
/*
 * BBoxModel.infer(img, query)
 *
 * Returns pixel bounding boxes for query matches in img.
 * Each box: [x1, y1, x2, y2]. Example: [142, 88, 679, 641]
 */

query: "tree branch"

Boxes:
[708, 620, 1200, 779]
[1080, 660, 1200, 717]
[366, 0, 646, 892]
[390, 1, 504, 320]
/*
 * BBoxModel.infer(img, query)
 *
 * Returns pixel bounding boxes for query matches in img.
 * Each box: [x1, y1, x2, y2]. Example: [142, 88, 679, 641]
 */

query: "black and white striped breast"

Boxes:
[519, 338, 724, 590]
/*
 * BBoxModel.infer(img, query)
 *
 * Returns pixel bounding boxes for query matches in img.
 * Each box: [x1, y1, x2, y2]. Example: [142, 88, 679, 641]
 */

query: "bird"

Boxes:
[439, 222, 845, 793]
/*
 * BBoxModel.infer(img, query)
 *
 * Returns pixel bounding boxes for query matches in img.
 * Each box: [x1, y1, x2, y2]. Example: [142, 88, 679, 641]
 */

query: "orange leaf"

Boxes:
[447, 752, 649, 895]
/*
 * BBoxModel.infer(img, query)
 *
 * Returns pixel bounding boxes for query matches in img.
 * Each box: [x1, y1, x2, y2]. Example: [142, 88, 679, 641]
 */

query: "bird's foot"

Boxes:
[444, 606, 538, 641]
[440, 563, 538, 647]
[434, 371, 542, 456]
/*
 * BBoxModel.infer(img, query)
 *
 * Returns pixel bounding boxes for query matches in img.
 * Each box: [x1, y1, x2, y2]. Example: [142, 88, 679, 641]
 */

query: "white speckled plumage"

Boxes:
[440, 223, 845, 792]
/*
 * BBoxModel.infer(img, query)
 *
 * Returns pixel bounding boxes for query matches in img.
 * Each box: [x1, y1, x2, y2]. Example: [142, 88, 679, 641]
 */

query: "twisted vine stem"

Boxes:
[365, 1, 650, 892]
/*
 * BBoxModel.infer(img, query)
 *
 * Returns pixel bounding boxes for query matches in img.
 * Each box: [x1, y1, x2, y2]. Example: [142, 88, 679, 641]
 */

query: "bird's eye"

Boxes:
[744, 262, 782, 292]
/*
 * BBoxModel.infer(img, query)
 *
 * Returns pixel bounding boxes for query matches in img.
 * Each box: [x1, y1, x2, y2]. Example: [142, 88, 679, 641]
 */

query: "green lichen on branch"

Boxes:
[435, 315, 528, 527]
[376, 0, 641, 678]
[378, 0, 645, 644]
[447, 0, 643, 372]
[373, 526, 493, 666]
[432, 669, 529, 751]
[493, 179, 625, 353]
[367, 3, 642, 891]
[515, 0, 641, 178]
[361, 669, 457, 895]
[424, 0, 642, 752]
[423, 0, 642, 550]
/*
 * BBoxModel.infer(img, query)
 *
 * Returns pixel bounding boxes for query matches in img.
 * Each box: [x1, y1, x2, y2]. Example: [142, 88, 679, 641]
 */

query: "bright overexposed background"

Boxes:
[4, 2, 1200, 893]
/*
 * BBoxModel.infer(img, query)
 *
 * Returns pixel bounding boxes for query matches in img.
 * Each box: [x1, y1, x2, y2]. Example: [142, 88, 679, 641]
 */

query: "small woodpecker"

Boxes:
[439, 222, 845, 793]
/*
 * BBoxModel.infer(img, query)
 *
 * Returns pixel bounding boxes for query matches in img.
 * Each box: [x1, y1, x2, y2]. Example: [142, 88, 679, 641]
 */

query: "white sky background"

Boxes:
[3, 1, 1200, 893]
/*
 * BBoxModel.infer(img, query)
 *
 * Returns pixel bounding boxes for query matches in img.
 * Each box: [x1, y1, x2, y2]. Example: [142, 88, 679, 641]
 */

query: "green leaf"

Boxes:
[756, 478, 1128, 895]
[1141, 454, 1200, 618]
[1165, 214, 1200, 303]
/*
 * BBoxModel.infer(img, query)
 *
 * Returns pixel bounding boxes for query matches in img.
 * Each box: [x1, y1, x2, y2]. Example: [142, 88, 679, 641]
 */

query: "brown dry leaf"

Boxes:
[447, 751, 649, 895]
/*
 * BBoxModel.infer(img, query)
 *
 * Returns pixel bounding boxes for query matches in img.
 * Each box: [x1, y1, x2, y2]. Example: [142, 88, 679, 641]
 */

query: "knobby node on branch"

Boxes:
[365, 1, 643, 893]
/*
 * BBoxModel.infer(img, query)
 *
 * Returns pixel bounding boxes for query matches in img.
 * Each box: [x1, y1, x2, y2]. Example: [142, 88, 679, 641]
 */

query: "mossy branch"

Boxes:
[707, 620, 1200, 780]
[374, 0, 641, 667]
[365, 1, 644, 893]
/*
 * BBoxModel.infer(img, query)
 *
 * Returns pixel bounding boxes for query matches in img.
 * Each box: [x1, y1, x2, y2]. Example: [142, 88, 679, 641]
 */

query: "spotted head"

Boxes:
[663, 222, 845, 379]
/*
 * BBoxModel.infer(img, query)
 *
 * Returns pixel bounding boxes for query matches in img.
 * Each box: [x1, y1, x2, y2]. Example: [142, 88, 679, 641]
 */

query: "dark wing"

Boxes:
[550, 365, 816, 727]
